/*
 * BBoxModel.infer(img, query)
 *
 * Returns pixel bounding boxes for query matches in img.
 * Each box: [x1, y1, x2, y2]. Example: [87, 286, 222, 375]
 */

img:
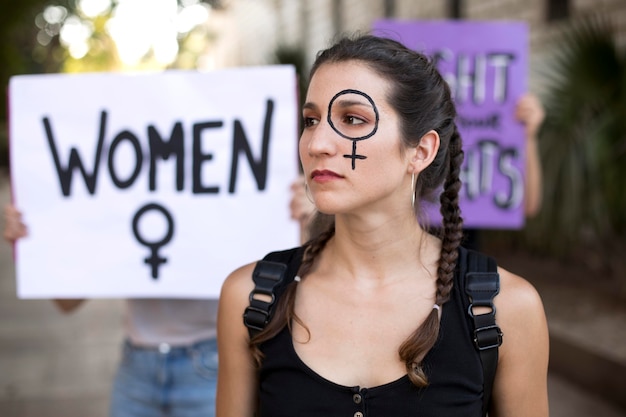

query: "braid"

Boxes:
[436, 125, 464, 306]
[399, 125, 464, 387]
[249, 213, 335, 366]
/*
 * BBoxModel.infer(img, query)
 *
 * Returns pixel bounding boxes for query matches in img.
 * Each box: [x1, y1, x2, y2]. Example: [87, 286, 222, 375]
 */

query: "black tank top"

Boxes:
[257, 250, 484, 417]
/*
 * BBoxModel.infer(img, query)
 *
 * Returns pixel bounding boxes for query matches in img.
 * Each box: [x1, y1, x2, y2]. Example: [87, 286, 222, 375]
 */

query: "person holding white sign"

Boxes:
[217, 34, 549, 416]
[4, 204, 217, 416]
[3, 180, 315, 417]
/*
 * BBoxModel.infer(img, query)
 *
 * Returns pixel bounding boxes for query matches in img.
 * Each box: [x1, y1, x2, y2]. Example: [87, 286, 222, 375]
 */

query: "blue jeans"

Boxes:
[110, 338, 217, 417]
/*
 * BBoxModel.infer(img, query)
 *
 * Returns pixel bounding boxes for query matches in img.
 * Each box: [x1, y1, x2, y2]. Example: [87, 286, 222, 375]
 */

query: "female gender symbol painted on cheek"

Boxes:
[327, 89, 380, 169]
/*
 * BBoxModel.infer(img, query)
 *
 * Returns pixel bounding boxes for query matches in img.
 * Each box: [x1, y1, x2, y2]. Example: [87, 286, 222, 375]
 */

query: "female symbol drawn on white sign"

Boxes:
[327, 89, 380, 169]
[132, 203, 174, 279]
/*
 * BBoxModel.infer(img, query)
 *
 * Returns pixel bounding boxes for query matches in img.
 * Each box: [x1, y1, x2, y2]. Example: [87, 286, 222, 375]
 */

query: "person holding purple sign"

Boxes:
[217, 34, 549, 417]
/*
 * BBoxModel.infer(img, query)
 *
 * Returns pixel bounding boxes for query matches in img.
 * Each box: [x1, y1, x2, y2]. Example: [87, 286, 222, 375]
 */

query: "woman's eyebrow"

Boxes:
[302, 102, 319, 111]
[333, 99, 373, 109]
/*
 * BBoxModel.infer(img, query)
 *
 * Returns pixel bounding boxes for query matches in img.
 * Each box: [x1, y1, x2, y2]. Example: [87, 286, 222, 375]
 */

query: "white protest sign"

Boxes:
[9, 66, 300, 299]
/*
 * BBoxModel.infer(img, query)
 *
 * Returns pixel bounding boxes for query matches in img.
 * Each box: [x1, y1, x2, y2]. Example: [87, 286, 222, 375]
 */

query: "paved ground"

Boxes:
[1, 173, 625, 417]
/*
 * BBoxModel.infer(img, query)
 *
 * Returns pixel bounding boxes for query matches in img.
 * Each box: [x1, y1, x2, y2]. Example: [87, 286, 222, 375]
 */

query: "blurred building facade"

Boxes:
[200, 0, 626, 91]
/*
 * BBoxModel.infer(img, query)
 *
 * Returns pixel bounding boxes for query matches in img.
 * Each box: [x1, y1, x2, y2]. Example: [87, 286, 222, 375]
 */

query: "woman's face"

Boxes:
[300, 60, 412, 216]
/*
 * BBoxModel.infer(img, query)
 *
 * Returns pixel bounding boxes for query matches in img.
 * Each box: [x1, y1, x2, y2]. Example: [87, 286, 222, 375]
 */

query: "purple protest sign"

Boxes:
[373, 20, 528, 229]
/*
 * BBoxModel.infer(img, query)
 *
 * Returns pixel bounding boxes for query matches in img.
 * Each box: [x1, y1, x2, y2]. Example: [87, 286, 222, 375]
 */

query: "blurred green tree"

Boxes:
[0, 0, 71, 168]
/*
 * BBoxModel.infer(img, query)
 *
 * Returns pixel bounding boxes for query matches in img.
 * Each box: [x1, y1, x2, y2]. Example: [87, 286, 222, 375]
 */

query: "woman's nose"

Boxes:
[303, 119, 338, 157]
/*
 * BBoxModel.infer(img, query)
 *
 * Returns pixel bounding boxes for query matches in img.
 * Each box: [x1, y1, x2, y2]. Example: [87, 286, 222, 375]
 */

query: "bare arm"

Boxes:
[490, 268, 549, 416]
[515, 93, 545, 218]
[4, 204, 86, 314]
[216, 262, 260, 417]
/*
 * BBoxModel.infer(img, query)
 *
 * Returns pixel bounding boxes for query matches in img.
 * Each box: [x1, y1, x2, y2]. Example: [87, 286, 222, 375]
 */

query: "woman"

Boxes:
[217, 35, 549, 417]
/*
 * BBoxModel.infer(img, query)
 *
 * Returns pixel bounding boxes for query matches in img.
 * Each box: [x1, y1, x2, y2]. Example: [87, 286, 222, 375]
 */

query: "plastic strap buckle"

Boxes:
[242, 261, 287, 334]
[243, 306, 271, 333]
[473, 323, 504, 351]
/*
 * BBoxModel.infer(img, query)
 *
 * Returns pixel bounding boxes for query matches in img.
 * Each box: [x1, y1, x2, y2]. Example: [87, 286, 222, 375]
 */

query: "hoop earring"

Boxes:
[305, 182, 315, 204]
[411, 172, 416, 209]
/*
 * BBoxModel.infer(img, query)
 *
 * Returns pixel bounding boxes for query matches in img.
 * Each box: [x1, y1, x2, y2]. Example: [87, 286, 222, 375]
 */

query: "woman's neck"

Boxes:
[320, 211, 440, 285]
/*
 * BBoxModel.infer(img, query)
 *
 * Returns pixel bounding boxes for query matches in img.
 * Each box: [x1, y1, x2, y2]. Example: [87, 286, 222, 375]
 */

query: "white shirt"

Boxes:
[124, 298, 218, 347]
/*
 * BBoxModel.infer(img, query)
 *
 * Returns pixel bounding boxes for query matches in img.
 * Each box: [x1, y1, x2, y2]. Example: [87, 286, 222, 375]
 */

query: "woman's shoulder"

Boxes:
[218, 262, 259, 342]
[221, 261, 257, 301]
[496, 267, 545, 316]
[490, 267, 550, 414]
[494, 266, 549, 356]
[220, 245, 303, 303]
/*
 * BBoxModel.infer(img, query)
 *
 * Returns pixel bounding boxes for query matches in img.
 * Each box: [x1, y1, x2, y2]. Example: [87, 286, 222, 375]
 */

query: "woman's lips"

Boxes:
[311, 169, 343, 183]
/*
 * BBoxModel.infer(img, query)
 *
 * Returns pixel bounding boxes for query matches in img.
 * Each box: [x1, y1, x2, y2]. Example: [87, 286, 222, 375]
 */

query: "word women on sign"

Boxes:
[43, 100, 275, 198]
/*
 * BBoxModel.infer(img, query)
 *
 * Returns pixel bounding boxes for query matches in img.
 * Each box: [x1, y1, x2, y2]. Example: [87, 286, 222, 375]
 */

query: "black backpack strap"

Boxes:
[464, 248, 503, 417]
[243, 247, 304, 338]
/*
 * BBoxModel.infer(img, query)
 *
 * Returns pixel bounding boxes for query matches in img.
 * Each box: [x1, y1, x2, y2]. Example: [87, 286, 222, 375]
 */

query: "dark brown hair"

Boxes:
[250, 34, 464, 387]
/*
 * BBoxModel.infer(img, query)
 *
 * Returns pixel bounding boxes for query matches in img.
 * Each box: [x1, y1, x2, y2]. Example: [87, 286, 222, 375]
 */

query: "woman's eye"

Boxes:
[303, 117, 319, 127]
[343, 115, 366, 125]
